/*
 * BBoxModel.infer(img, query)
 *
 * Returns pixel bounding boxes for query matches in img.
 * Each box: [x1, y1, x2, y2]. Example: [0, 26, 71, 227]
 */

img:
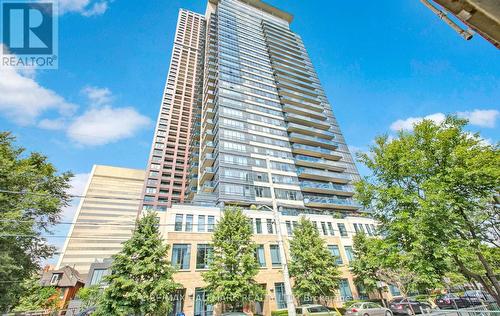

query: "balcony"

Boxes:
[200, 167, 215, 182]
[201, 153, 215, 168]
[282, 104, 324, 120]
[292, 144, 342, 160]
[203, 108, 215, 120]
[289, 133, 339, 150]
[277, 80, 319, 99]
[294, 155, 346, 172]
[297, 167, 351, 183]
[285, 113, 330, 130]
[287, 123, 334, 140]
[201, 181, 215, 192]
[300, 181, 355, 196]
[202, 129, 214, 141]
[303, 195, 360, 210]
[201, 141, 215, 155]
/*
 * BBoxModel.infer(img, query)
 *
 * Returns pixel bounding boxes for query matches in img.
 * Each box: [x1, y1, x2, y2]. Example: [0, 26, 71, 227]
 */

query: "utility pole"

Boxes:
[261, 157, 296, 316]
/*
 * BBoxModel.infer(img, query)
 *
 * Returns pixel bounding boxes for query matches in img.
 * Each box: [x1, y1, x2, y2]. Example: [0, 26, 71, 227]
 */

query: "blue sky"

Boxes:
[1, 0, 498, 262]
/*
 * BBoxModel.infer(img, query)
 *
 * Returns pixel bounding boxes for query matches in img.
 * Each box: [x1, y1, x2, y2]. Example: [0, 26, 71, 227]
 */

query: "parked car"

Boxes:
[435, 293, 471, 309]
[345, 302, 393, 316]
[295, 304, 336, 315]
[463, 290, 496, 305]
[389, 298, 432, 315]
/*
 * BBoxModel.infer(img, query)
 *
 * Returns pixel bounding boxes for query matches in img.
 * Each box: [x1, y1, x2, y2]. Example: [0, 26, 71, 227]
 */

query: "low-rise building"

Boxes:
[40, 266, 85, 310]
[157, 204, 379, 316]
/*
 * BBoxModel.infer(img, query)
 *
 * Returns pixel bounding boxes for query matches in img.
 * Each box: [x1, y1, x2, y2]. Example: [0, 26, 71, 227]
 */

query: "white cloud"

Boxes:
[58, 0, 110, 16]
[457, 109, 499, 128]
[81, 86, 113, 106]
[390, 113, 446, 131]
[81, 1, 108, 16]
[38, 118, 67, 130]
[0, 65, 76, 125]
[67, 106, 151, 146]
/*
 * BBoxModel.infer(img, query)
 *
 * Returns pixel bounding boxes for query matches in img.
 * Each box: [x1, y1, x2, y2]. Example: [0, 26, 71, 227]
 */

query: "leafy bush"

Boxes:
[271, 309, 288, 316]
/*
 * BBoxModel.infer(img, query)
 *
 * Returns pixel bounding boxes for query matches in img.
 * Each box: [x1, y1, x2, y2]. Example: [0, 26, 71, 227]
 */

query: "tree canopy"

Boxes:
[289, 217, 340, 303]
[12, 276, 61, 313]
[95, 212, 179, 315]
[203, 207, 265, 311]
[355, 117, 500, 301]
[0, 132, 72, 312]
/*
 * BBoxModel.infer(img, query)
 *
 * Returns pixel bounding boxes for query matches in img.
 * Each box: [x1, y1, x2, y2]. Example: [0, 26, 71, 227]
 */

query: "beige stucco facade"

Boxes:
[157, 205, 378, 316]
[57, 165, 145, 275]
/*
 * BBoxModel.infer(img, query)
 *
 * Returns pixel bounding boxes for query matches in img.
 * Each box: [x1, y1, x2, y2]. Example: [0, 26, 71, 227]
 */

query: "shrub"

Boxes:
[271, 309, 288, 316]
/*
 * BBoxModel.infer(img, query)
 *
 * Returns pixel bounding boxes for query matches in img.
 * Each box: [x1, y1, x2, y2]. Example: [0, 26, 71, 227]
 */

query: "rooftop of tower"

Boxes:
[208, 0, 293, 23]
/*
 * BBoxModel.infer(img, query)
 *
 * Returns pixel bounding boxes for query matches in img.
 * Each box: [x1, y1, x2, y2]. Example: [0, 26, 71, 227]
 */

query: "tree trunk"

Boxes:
[378, 288, 387, 307]
[475, 250, 500, 299]
[453, 256, 500, 303]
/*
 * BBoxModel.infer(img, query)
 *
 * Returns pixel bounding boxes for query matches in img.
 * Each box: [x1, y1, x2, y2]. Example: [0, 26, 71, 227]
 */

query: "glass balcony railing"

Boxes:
[287, 123, 335, 138]
[283, 104, 324, 119]
[303, 195, 361, 208]
[285, 113, 331, 129]
[297, 167, 352, 181]
[289, 133, 339, 148]
[300, 181, 355, 193]
[292, 144, 337, 155]
[295, 155, 346, 169]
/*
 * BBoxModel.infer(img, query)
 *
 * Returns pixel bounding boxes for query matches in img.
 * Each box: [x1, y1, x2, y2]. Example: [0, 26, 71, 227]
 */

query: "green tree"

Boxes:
[289, 217, 340, 304]
[355, 116, 500, 301]
[77, 285, 102, 309]
[95, 212, 179, 315]
[203, 207, 265, 311]
[351, 234, 420, 299]
[0, 132, 72, 311]
[13, 276, 61, 312]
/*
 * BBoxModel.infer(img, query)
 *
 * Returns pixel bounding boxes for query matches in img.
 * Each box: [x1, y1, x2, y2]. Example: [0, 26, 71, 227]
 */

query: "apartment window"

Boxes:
[50, 273, 62, 285]
[320, 222, 328, 235]
[339, 279, 353, 301]
[255, 218, 262, 234]
[337, 223, 348, 237]
[255, 245, 266, 267]
[194, 288, 214, 316]
[198, 215, 206, 232]
[207, 216, 215, 232]
[174, 214, 183, 231]
[172, 244, 191, 270]
[275, 283, 286, 309]
[145, 187, 157, 194]
[90, 268, 109, 286]
[285, 221, 293, 236]
[270, 244, 281, 267]
[327, 222, 335, 236]
[365, 224, 374, 236]
[344, 246, 354, 262]
[328, 245, 343, 265]
[185, 215, 193, 232]
[353, 223, 360, 233]
[266, 219, 274, 234]
[196, 244, 213, 269]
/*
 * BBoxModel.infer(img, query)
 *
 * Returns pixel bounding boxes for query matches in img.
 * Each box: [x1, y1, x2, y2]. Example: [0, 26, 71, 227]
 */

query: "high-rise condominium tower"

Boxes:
[141, 9, 205, 210]
[142, 0, 361, 215]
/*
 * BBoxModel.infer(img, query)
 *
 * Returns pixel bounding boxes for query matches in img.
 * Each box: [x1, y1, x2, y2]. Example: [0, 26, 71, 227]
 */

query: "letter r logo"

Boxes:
[2, 2, 54, 54]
